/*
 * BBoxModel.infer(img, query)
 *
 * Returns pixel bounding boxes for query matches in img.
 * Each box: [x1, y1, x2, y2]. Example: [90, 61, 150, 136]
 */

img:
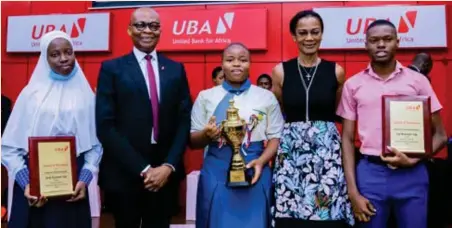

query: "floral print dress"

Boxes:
[272, 58, 355, 227]
[272, 121, 354, 226]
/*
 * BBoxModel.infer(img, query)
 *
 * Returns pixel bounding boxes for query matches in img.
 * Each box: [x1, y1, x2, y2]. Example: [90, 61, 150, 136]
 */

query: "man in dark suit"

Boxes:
[95, 7, 191, 228]
[409, 52, 450, 228]
[1, 95, 12, 134]
[391, 52, 452, 228]
[1, 95, 12, 221]
[407, 52, 433, 79]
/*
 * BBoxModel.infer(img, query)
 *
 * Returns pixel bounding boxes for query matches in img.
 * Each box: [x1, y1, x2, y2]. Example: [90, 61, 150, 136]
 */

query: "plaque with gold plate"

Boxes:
[382, 95, 432, 158]
[220, 99, 251, 188]
[28, 136, 77, 198]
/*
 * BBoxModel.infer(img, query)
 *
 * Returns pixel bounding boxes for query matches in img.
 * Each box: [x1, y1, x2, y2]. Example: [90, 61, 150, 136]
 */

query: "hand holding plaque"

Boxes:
[380, 146, 421, 169]
[220, 99, 251, 188]
[66, 181, 87, 202]
[28, 136, 77, 199]
[382, 95, 433, 158]
[24, 184, 48, 207]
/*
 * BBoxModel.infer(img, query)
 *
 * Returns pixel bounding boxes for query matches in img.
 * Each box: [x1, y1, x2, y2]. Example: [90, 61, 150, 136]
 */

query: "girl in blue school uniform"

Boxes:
[190, 43, 284, 228]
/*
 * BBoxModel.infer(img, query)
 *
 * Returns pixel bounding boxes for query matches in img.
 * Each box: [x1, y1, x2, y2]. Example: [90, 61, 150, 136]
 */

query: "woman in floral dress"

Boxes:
[271, 10, 354, 228]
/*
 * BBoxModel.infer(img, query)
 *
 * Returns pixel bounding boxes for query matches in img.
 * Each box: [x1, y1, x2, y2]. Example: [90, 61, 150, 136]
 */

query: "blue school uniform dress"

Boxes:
[191, 80, 284, 228]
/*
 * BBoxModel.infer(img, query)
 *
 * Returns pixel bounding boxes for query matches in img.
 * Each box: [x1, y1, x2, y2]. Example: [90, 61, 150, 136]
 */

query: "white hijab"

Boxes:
[2, 31, 99, 155]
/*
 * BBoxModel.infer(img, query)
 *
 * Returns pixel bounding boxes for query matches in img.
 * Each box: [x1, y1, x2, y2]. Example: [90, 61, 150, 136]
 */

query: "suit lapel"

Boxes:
[157, 53, 171, 105]
[125, 52, 149, 99]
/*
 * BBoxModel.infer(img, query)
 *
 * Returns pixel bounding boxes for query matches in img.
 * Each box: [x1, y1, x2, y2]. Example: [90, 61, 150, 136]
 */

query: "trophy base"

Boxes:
[227, 170, 251, 188]
[227, 181, 251, 188]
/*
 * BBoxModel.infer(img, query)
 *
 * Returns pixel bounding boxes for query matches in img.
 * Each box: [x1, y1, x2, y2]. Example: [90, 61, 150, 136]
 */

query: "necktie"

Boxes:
[144, 55, 159, 141]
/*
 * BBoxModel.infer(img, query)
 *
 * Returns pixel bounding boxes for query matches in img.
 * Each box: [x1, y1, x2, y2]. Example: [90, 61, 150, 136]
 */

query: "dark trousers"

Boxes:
[106, 189, 171, 228]
[425, 159, 450, 228]
[105, 177, 178, 228]
[381, 158, 451, 228]
[355, 157, 428, 228]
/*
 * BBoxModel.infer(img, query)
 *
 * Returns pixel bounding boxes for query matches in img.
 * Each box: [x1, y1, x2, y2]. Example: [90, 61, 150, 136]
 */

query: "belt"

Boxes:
[361, 155, 387, 166]
[361, 155, 426, 169]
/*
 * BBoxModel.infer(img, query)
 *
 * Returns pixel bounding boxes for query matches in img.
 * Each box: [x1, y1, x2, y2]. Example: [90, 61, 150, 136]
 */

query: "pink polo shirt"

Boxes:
[336, 61, 442, 156]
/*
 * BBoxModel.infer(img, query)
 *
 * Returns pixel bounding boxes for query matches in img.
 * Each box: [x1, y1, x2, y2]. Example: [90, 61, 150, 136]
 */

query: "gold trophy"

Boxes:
[220, 99, 251, 188]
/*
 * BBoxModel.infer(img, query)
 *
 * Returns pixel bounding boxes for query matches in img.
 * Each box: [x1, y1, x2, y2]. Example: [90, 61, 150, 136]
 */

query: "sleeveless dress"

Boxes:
[192, 80, 284, 228]
[272, 58, 354, 227]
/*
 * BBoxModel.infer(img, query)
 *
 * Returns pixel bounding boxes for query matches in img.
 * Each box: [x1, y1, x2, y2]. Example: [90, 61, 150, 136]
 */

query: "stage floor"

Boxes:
[1, 212, 195, 228]
[2, 214, 452, 228]
[92, 213, 195, 228]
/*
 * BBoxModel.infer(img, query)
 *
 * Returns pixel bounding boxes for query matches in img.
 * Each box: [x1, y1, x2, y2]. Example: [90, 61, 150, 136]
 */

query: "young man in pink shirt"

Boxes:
[337, 20, 447, 228]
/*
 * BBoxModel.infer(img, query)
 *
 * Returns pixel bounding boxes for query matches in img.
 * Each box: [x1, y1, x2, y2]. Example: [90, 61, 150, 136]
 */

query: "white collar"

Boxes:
[133, 46, 157, 62]
[409, 64, 421, 73]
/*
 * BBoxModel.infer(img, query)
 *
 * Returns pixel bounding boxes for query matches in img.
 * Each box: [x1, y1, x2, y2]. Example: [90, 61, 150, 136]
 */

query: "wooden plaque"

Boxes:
[382, 95, 433, 158]
[28, 136, 77, 198]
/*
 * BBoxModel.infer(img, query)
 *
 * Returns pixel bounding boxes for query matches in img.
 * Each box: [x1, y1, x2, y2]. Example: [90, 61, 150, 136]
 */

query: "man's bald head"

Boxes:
[128, 7, 161, 53]
[130, 7, 159, 24]
[412, 52, 432, 64]
[411, 52, 433, 76]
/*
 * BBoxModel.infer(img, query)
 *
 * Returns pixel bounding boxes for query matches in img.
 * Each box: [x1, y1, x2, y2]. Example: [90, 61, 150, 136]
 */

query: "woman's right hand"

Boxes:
[349, 192, 376, 222]
[204, 116, 221, 140]
[24, 184, 47, 207]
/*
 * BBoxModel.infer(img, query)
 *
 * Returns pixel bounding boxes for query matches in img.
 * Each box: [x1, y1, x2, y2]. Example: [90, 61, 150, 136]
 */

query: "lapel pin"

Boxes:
[161, 66, 165, 70]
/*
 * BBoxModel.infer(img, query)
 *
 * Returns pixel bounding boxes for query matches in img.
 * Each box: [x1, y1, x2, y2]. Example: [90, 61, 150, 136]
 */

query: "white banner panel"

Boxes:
[7, 13, 111, 52]
[313, 5, 447, 49]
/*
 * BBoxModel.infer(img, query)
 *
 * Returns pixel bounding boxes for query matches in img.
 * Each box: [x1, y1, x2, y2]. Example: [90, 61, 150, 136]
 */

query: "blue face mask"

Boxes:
[49, 65, 78, 81]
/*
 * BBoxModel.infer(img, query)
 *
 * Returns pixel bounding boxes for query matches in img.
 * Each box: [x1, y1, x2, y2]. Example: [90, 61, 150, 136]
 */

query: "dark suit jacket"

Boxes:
[2, 95, 12, 135]
[95, 52, 192, 194]
[1, 95, 12, 207]
[407, 65, 430, 81]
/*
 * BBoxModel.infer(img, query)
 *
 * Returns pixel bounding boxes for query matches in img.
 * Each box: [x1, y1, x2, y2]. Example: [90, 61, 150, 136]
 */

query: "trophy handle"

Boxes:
[219, 121, 225, 131]
[219, 121, 224, 138]
[241, 119, 247, 135]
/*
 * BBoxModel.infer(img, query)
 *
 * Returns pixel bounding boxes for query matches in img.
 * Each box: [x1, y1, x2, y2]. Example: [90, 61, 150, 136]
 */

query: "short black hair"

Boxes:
[366, 19, 397, 34]
[412, 52, 433, 77]
[412, 52, 432, 65]
[289, 10, 324, 35]
[212, 66, 222, 79]
[222, 42, 250, 60]
[257, 74, 272, 83]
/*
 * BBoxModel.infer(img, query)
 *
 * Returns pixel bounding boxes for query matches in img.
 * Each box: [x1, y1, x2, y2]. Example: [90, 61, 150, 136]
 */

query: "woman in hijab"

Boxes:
[1, 30, 102, 228]
[190, 43, 284, 228]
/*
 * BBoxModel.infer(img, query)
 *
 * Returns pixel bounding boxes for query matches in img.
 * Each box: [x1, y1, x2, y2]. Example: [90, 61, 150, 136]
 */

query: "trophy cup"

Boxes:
[220, 99, 251, 188]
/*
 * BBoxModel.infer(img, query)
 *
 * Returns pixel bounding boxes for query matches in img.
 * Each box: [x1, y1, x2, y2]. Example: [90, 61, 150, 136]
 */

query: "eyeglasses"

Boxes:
[132, 22, 161, 32]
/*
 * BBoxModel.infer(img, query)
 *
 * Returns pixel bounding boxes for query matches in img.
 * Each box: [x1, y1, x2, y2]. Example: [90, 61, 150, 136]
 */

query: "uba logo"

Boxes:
[346, 10, 417, 35]
[172, 12, 235, 35]
[32, 17, 87, 40]
[405, 104, 421, 111]
[54, 145, 69, 152]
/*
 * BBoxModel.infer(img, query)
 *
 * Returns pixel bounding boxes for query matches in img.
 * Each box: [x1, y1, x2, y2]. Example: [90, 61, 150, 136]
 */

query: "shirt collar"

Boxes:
[364, 60, 405, 81]
[408, 64, 421, 73]
[133, 46, 157, 62]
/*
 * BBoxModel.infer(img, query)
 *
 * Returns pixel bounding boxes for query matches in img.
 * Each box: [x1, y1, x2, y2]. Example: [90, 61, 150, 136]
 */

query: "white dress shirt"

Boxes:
[133, 47, 175, 173]
[133, 47, 160, 144]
